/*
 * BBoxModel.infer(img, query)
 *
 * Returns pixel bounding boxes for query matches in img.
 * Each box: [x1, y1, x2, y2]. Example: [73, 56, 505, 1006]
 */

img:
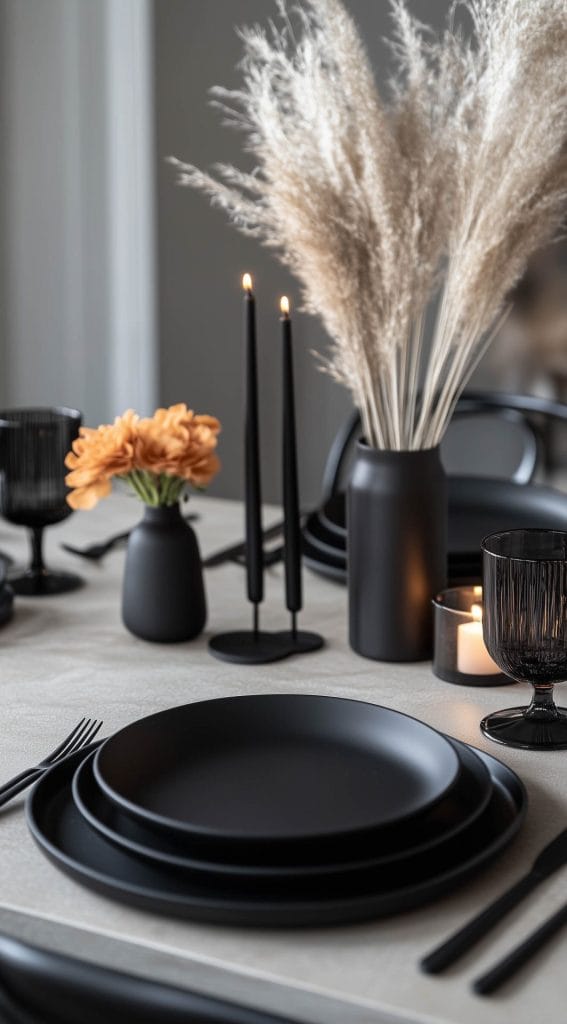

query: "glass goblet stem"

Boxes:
[30, 526, 45, 577]
[525, 682, 560, 721]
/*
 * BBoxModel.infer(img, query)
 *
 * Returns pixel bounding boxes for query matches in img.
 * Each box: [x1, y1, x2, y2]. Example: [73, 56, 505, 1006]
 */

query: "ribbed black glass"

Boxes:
[480, 529, 567, 750]
[0, 408, 84, 596]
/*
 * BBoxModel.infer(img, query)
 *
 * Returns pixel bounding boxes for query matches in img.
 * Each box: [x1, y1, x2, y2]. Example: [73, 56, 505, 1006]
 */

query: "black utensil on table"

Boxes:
[202, 518, 285, 568]
[0, 407, 83, 595]
[233, 544, 284, 569]
[0, 718, 103, 810]
[421, 827, 567, 974]
[473, 900, 567, 995]
[61, 514, 199, 561]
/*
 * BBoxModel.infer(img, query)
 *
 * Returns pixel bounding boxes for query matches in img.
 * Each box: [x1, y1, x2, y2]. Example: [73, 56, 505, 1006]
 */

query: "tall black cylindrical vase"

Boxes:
[122, 504, 206, 643]
[348, 443, 447, 661]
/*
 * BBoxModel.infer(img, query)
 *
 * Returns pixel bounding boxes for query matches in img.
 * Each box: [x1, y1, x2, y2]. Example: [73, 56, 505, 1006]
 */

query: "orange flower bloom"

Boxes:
[65, 405, 220, 510]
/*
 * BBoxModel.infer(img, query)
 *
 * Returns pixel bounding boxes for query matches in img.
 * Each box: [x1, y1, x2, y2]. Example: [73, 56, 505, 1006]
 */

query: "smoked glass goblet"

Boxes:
[481, 529, 567, 749]
[0, 407, 83, 596]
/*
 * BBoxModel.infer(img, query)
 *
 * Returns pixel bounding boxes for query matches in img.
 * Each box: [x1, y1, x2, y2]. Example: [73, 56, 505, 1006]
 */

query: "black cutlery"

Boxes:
[62, 515, 199, 561]
[202, 518, 285, 568]
[473, 900, 567, 995]
[0, 719, 103, 810]
[233, 544, 284, 568]
[421, 827, 567, 973]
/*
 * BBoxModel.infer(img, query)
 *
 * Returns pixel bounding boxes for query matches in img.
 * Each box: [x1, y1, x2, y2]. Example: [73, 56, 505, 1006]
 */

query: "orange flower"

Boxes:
[65, 405, 220, 509]
[135, 406, 221, 485]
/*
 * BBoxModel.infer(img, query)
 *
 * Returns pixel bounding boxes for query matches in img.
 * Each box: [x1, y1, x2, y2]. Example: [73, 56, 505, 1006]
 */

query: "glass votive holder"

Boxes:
[432, 586, 512, 687]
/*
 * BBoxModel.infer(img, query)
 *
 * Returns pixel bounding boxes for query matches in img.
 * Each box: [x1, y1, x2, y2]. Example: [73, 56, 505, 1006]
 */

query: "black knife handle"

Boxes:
[421, 872, 540, 973]
[473, 901, 567, 995]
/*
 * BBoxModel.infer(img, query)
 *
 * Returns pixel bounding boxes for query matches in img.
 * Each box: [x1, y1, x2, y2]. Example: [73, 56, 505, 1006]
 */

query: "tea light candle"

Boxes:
[432, 586, 510, 687]
[457, 603, 499, 675]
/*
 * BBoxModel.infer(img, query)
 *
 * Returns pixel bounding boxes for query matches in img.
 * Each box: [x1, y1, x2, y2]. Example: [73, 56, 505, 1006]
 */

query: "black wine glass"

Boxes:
[0, 407, 84, 596]
[481, 529, 567, 749]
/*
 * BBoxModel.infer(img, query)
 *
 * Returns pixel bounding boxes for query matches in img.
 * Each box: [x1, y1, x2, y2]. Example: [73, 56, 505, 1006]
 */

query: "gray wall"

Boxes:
[0, 0, 157, 425]
[154, 0, 448, 504]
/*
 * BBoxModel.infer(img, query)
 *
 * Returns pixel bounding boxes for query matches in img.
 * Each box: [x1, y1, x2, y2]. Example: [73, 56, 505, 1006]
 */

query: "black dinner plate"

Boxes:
[92, 696, 460, 854]
[27, 741, 526, 927]
[73, 740, 492, 882]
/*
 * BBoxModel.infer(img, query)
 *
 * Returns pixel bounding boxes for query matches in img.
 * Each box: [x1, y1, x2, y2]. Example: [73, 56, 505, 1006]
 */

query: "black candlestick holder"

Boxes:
[209, 605, 324, 665]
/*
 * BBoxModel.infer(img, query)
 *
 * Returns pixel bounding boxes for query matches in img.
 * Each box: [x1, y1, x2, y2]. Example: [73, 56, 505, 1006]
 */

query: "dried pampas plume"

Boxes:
[169, 0, 567, 449]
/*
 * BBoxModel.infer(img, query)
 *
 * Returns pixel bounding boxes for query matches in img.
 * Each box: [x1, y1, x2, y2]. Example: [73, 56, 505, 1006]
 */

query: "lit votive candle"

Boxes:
[457, 603, 500, 675]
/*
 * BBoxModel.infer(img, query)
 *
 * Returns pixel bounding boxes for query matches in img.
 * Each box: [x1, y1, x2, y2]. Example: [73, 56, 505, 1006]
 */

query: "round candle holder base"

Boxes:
[278, 629, 324, 656]
[209, 630, 290, 664]
[209, 627, 324, 665]
[434, 665, 514, 688]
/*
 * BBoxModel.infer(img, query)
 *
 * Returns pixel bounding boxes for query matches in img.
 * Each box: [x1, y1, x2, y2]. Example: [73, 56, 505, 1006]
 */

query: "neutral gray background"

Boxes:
[0, 1, 545, 506]
[154, 0, 448, 503]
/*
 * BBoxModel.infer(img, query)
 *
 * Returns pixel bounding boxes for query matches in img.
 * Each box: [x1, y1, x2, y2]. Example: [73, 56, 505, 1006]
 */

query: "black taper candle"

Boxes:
[243, 274, 263, 627]
[280, 296, 302, 633]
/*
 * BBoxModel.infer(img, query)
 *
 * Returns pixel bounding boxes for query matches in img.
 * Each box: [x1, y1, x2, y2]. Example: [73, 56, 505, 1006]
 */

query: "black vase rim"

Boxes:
[355, 439, 441, 457]
[142, 502, 184, 519]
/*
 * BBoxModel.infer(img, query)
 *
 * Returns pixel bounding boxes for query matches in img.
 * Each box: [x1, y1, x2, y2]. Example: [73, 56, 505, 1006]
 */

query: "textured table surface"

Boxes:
[1, 492, 566, 1024]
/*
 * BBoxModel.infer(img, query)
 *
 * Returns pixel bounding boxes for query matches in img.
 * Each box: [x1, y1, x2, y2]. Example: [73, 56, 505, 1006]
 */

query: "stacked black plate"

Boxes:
[27, 695, 526, 926]
[303, 477, 567, 585]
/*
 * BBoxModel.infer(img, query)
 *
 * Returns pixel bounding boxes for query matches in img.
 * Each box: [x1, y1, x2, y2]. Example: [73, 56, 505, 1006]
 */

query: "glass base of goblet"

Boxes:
[481, 705, 567, 750]
[9, 568, 84, 597]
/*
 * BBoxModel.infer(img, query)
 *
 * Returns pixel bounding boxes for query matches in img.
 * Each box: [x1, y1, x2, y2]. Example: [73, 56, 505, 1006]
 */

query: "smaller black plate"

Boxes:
[93, 696, 460, 852]
[72, 741, 491, 881]
[26, 740, 526, 927]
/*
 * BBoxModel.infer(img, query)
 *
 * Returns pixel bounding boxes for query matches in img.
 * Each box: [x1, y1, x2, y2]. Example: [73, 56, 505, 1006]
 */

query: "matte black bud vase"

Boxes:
[348, 442, 447, 661]
[122, 504, 206, 643]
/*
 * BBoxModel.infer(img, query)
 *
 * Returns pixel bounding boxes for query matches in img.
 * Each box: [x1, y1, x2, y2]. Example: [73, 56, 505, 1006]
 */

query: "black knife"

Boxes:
[473, 901, 567, 995]
[202, 519, 285, 568]
[421, 827, 567, 974]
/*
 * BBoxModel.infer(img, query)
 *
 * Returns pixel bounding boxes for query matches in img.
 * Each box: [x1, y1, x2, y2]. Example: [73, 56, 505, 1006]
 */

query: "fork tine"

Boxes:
[62, 719, 100, 758]
[51, 718, 94, 762]
[43, 718, 87, 766]
[0, 717, 101, 802]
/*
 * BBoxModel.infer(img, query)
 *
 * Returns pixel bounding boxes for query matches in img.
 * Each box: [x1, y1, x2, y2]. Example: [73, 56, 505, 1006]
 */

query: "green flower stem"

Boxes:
[121, 470, 186, 508]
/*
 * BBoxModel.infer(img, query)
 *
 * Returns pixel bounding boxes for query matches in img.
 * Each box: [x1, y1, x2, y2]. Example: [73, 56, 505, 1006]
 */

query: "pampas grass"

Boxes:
[169, 0, 567, 450]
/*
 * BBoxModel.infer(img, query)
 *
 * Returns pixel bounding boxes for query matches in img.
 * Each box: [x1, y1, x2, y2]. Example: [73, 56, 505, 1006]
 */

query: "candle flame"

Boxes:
[473, 585, 483, 598]
[471, 603, 483, 622]
[242, 273, 253, 292]
[280, 295, 290, 315]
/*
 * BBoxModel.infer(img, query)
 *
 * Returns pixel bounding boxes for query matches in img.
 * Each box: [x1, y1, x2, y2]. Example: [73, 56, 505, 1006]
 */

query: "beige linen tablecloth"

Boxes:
[1, 493, 566, 1024]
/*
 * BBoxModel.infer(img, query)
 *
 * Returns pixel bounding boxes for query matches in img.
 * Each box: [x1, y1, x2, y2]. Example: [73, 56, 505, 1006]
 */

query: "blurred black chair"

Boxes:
[0, 934, 302, 1024]
[321, 391, 567, 501]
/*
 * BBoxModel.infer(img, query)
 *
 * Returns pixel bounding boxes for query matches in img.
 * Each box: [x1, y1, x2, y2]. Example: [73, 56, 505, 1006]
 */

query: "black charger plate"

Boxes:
[27, 741, 526, 927]
[92, 696, 460, 855]
[73, 741, 491, 882]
